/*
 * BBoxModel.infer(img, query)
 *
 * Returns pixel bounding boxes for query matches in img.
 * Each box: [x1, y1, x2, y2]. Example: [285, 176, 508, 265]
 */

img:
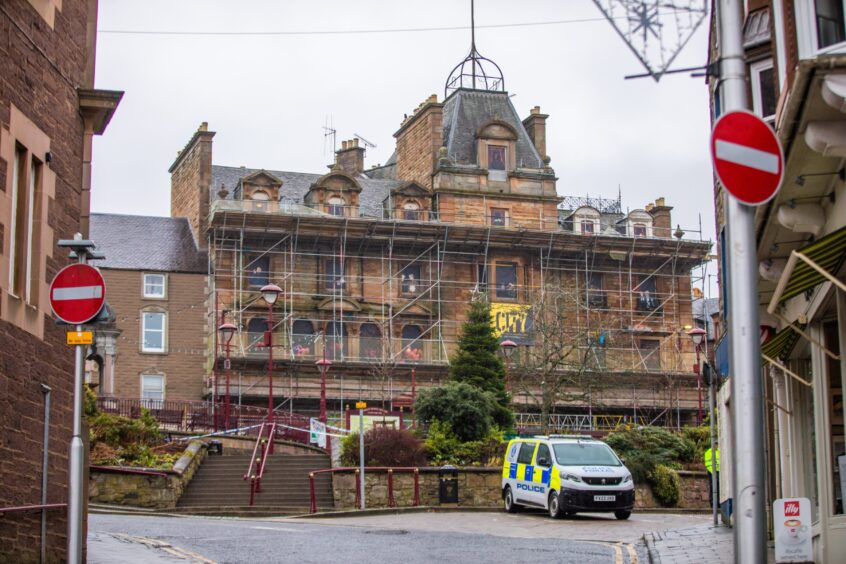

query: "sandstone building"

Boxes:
[163, 47, 711, 431]
[0, 0, 121, 561]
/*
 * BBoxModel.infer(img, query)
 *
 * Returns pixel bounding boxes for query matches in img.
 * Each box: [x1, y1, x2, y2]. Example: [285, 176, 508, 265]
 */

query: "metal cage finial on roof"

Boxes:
[444, 0, 505, 98]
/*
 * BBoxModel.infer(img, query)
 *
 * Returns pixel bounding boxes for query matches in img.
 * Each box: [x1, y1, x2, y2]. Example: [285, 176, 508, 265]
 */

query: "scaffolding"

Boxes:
[206, 198, 712, 425]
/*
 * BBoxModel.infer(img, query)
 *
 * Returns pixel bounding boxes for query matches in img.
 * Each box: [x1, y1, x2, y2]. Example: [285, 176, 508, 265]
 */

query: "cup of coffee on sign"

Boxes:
[784, 519, 807, 540]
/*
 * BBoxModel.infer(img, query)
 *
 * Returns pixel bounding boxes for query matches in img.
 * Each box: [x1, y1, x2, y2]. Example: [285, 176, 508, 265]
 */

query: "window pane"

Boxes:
[758, 66, 776, 118]
[635, 277, 659, 312]
[141, 375, 164, 400]
[401, 325, 423, 362]
[360, 323, 382, 359]
[638, 339, 661, 370]
[401, 264, 421, 294]
[488, 146, 506, 171]
[144, 274, 165, 297]
[491, 208, 508, 226]
[495, 263, 517, 299]
[143, 313, 165, 351]
[325, 258, 346, 290]
[816, 0, 846, 48]
[247, 256, 270, 287]
[517, 442, 535, 464]
[292, 320, 314, 357]
[477, 264, 489, 293]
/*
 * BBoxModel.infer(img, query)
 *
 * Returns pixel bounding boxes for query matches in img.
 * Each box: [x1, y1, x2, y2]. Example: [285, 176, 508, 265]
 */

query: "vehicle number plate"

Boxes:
[594, 495, 615, 502]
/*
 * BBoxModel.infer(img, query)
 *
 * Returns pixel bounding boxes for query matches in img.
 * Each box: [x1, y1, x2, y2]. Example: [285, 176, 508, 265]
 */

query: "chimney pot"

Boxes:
[655, 197, 666, 207]
[342, 140, 348, 150]
[531, 106, 541, 115]
[199, 122, 208, 132]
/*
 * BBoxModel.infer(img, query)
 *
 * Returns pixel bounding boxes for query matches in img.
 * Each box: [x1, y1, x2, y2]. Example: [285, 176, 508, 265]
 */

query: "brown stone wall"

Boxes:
[394, 97, 443, 190]
[436, 193, 558, 230]
[102, 269, 208, 400]
[0, 1, 102, 561]
[170, 124, 214, 248]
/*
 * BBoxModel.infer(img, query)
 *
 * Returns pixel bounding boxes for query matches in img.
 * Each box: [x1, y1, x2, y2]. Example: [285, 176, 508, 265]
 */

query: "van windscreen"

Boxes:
[552, 443, 621, 466]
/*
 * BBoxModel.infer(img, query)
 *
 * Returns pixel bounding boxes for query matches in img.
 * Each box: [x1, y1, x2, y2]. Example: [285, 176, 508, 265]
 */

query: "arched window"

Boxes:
[325, 321, 348, 360]
[401, 325, 423, 363]
[251, 191, 269, 200]
[402, 201, 421, 221]
[327, 196, 345, 217]
[292, 320, 314, 358]
[359, 323, 382, 359]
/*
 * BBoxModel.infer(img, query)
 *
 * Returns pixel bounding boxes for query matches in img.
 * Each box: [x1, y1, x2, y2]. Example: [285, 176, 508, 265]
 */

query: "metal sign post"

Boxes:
[356, 401, 366, 510]
[52, 236, 104, 564]
[715, 1, 770, 561]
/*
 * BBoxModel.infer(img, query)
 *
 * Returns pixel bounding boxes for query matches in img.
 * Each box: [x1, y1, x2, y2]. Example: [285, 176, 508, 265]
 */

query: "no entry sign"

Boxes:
[49, 263, 106, 325]
[711, 110, 784, 205]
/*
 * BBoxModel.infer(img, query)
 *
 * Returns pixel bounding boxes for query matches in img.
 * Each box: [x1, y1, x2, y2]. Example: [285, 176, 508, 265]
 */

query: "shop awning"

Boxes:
[761, 323, 805, 362]
[768, 225, 846, 312]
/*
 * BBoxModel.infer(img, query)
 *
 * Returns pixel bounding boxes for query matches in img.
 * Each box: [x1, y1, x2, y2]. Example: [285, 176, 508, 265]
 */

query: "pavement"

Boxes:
[643, 522, 777, 564]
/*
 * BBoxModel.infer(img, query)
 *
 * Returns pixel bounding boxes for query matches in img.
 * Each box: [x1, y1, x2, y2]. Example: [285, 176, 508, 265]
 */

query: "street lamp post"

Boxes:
[218, 323, 237, 430]
[316, 356, 332, 423]
[688, 327, 706, 425]
[261, 284, 282, 454]
[500, 339, 517, 391]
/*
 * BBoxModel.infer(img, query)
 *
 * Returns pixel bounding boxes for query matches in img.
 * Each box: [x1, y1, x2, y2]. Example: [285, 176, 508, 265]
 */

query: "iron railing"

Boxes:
[244, 422, 277, 506]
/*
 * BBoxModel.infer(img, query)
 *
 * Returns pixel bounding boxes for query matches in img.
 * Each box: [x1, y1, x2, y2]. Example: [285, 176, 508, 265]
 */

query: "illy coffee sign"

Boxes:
[774, 497, 813, 562]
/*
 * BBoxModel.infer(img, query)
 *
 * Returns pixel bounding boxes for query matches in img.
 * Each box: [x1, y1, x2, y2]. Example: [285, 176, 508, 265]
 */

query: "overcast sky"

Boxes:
[91, 0, 717, 287]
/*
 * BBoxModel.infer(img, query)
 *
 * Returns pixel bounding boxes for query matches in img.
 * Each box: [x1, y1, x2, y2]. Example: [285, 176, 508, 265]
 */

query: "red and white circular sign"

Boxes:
[711, 110, 784, 205]
[49, 263, 106, 325]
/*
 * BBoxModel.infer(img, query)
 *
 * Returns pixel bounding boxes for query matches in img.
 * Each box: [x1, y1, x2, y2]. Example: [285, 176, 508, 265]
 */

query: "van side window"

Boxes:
[517, 442, 535, 464]
[535, 444, 551, 466]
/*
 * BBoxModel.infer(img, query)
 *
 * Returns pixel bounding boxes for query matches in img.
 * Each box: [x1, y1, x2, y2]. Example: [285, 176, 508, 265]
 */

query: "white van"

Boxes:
[501, 435, 635, 519]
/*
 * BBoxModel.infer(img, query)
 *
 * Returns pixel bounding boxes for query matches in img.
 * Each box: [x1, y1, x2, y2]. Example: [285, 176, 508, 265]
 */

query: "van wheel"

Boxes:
[503, 487, 519, 513]
[548, 491, 562, 519]
[614, 510, 631, 520]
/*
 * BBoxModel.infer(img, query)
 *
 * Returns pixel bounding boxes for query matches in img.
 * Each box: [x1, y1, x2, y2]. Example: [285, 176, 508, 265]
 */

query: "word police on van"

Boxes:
[501, 435, 634, 519]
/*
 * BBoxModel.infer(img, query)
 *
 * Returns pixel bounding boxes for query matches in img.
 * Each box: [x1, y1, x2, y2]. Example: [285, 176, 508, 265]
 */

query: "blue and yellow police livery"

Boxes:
[501, 435, 635, 519]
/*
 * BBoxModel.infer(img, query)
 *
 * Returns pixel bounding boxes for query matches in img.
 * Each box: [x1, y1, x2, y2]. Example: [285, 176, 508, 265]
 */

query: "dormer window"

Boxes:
[327, 196, 345, 217]
[573, 206, 601, 235]
[488, 145, 507, 181]
[250, 190, 270, 212]
[403, 201, 421, 221]
[633, 224, 647, 237]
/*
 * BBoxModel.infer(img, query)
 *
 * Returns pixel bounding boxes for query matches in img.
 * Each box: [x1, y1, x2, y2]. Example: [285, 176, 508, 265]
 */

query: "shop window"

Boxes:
[824, 322, 845, 515]
[142, 311, 166, 353]
[490, 208, 509, 227]
[495, 263, 518, 299]
[324, 258, 346, 291]
[292, 320, 315, 357]
[143, 274, 166, 298]
[246, 255, 270, 287]
[401, 264, 422, 295]
[401, 325, 424, 362]
[359, 323, 382, 359]
[638, 339, 661, 370]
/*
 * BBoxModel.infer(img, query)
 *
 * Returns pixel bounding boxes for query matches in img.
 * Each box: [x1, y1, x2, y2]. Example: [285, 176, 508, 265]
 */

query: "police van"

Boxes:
[501, 435, 634, 519]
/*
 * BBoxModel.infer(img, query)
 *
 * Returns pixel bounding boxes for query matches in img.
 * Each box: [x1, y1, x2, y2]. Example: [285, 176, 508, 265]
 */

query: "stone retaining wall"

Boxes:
[331, 468, 712, 511]
[88, 441, 207, 509]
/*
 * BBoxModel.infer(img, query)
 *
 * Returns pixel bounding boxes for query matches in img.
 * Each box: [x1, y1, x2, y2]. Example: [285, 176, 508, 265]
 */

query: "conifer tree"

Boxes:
[449, 298, 513, 429]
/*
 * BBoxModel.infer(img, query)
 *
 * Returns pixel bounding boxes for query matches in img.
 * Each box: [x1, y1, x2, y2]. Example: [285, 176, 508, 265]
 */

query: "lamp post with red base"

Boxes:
[261, 284, 282, 452]
[500, 339, 517, 391]
[218, 323, 237, 430]
[688, 327, 707, 425]
[316, 356, 332, 423]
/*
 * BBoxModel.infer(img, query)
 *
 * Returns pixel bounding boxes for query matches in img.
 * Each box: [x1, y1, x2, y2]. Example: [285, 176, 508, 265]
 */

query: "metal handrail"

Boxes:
[308, 467, 421, 513]
[0, 503, 67, 517]
[244, 423, 277, 506]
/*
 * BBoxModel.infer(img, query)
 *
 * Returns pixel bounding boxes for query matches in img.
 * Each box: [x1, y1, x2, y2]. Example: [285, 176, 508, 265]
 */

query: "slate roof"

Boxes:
[89, 213, 207, 273]
[211, 165, 403, 218]
[442, 89, 543, 168]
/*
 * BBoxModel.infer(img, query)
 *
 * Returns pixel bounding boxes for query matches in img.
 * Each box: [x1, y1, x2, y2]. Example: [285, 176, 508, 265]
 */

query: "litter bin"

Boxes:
[207, 440, 223, 455]
[439, 465, 459, 504]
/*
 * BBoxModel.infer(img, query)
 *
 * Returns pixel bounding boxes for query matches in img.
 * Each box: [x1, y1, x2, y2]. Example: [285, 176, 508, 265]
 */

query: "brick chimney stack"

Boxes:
[335, 138, 365, 176]
[522, 106, 549, 161]
[648, 197, 673, 238]
[394, 94, 444, 190]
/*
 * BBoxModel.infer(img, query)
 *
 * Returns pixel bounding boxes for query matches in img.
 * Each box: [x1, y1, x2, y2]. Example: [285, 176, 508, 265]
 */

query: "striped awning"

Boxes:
[761, 324, 805, 362]
[770, 225, 846, 308]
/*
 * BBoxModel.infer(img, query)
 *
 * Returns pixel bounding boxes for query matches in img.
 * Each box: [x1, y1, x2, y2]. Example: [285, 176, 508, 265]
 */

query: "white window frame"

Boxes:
[143, 273, 167, 299]
[750, 58, 776, 124]
[140, 373, 165, 401]
[8, 147, 21, 297]
[141, 311, 167, 353]
[796, 0, 846, 58]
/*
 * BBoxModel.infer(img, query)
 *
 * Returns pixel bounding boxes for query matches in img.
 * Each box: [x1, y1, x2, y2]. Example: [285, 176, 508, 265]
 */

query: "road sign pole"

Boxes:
[717, 0, 768, 561]
[67, 253, 87, 564]
[359, 407, 365, 510]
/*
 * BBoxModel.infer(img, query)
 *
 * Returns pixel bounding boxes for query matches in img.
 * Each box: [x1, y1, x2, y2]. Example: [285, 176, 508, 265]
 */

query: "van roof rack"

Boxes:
[546, 434, 595, 440]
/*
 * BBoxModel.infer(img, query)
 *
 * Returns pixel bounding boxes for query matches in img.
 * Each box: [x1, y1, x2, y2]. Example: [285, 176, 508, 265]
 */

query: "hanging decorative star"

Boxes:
[591, 0, 708, 81]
